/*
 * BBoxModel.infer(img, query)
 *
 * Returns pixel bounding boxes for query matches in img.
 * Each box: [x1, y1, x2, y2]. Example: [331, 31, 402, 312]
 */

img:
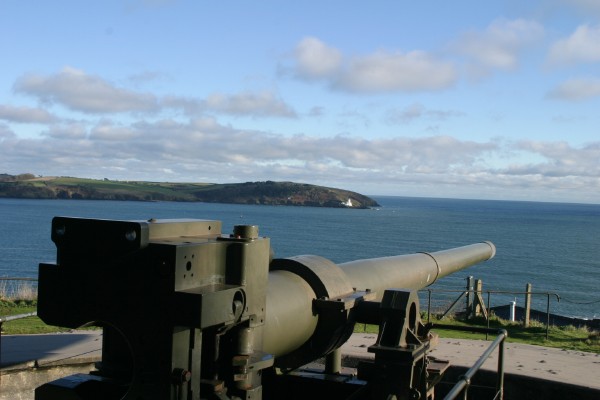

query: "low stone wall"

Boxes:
[3, 359, 599, 400]
[0, 363, 96, 400]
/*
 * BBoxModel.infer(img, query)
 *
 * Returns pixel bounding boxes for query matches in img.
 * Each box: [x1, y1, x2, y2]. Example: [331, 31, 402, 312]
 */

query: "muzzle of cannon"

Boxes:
[35, 217, 495, 400]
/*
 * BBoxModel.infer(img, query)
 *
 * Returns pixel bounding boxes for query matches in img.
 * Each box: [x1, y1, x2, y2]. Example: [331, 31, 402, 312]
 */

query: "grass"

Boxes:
[0, 279, 38, 301]
[354, 314, 599, 354]
[0, 300, 72, 334]
[0, 280, 77, 334]
[52, 177, 200, 198]
[2, 298, 598, 354]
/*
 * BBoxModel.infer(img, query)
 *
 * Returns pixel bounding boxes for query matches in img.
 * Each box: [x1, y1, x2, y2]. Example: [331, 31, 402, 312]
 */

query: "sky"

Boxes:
[1, 1, 599, 204]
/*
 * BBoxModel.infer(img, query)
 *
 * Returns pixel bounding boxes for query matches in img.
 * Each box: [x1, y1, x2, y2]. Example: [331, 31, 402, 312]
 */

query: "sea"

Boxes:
[0, 196, 598, 319]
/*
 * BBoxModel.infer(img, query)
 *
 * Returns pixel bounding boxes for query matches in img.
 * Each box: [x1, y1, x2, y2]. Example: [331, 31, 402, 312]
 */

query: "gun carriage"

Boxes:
[35, 217, 496, 400]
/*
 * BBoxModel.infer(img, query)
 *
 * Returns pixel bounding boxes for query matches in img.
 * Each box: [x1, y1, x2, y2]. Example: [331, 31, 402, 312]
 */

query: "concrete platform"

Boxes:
[0, 331, 102, 400]
[1, 330, 102, 371]
[342, 333, 600, 391]
[1, 331, 599, 399]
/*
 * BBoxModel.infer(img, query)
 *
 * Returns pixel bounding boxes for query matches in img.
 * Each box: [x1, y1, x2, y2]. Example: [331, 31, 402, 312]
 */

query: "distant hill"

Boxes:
[0, 174, 380, 209]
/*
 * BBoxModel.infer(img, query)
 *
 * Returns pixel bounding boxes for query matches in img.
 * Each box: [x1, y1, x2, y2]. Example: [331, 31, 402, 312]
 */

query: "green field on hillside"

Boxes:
[0, 174, 379, 208]
[2, 301, 598, 353]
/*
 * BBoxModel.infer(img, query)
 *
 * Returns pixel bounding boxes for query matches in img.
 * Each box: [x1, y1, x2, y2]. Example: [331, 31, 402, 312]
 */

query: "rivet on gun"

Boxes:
[171, 368, 191, 384]
[55, 225, 66, 237]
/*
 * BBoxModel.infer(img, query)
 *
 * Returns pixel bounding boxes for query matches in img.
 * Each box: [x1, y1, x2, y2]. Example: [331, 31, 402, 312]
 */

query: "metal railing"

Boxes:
[430, 325, 508, 400]
[0, 277, 38, 300]
[422, 288, 560, 339]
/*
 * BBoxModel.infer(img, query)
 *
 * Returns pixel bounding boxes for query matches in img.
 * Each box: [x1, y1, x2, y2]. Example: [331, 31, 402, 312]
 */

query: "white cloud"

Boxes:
[90, 120, 140, 141]
[41, 123, 88, 140]
[3, 118, 491, 173]
[513, 140, 600, 177]
[547, 24, 600, 65]
[293, 37, 342, 79]
[128, 70, 167, 86]
[0, 118, 546, 175]
[289, 38, 457, 93]
[203, 91, 297, 118]
[455, 18, 544, 72]
[2, 116, 599, 203]
[14, 67, 160, 114]
[546, 77, 600, 100]
[562, 0, 600, 17]
[336, 50, 457, 93]
[0, 104, 58, 123]
[0, 123, 16, 140]
[291, 20, 544, 92]
[308, 106, 325, 117]
[13, 67, 299, 119]
[386, 103, 425, 124]
[164, 92, 297, 118]
[385, 103, 465, 124]
[161, 96, 203, 116]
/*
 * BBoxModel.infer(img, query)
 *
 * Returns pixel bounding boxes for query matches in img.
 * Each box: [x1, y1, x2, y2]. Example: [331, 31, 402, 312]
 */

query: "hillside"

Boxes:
[0, 174, 380, 209]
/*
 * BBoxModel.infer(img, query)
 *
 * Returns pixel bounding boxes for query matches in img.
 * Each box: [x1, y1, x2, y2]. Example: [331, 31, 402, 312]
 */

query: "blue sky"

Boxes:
[1, 0, 599, 203]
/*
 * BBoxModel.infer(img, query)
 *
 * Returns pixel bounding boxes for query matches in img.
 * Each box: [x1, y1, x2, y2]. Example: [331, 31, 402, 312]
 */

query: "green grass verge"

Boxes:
[355, 314, 599, 354]
[0, 300, 73, 334]
[3, 301, 598, 354]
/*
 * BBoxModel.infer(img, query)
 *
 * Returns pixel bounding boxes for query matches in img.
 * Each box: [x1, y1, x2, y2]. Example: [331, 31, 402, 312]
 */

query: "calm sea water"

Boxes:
[0, 197, 598, 318]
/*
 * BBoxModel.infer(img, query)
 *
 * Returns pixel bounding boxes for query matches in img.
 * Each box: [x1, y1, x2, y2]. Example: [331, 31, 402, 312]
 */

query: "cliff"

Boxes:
[0, 174, 380, 209]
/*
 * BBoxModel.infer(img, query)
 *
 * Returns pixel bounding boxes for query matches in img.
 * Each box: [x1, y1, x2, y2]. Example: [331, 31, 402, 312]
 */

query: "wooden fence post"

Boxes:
[473, 279, 488, 320]
[466, 276, 474, 320]
[524, 283, 532, 328]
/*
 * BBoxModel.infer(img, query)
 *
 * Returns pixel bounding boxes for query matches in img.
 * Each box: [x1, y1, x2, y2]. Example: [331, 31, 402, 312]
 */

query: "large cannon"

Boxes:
[35, 217, 496, 400]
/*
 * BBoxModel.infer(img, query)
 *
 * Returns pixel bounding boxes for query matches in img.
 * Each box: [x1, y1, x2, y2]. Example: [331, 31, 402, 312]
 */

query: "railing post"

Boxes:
[546, 294, 551, 340]
[441, 328, 507, 400]
[524, 283, 532, 328]
[0, 320, 3, 386]
[466, 276, 474, 320]
[486, 291, 491, 340]
[497, 330, 506, 400]
[474, 279, 483, 317]
[421, 287, 560, 342]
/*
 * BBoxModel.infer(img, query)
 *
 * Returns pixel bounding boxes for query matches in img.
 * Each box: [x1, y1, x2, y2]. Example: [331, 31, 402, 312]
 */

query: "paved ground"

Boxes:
[1, 330, 102, 371]
[342, 333, 600, 390]
[1, 331, 599, 391]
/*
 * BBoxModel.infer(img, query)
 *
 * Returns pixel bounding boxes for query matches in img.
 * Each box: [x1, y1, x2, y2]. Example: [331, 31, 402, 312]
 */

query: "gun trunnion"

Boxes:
[35, 217, 496, 400]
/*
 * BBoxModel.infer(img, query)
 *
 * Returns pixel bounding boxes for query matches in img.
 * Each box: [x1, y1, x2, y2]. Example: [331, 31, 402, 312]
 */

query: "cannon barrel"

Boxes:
[35, 217, 496, 400]
[263, 242, 496, 359]
[341, 241, 496, 297]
